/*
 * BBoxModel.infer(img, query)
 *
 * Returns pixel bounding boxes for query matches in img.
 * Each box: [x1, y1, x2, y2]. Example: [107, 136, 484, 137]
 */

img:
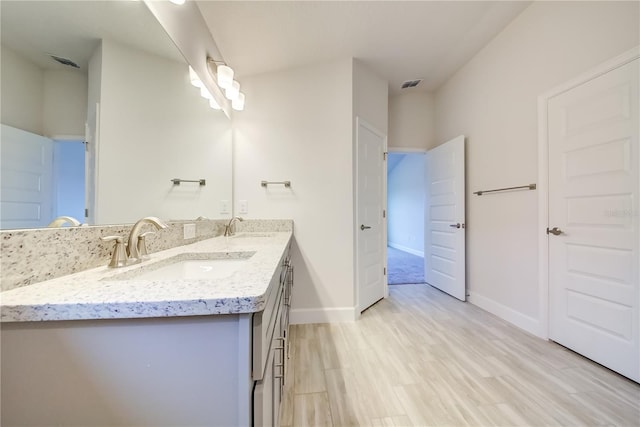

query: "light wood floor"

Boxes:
[280, 284, 640, 426]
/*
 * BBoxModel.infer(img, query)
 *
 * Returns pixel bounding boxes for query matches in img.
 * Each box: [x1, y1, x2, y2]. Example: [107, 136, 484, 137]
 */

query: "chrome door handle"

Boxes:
[547, 227, 563, 236]
[361, 224, 372, 231]
[449, 223, 461, 229]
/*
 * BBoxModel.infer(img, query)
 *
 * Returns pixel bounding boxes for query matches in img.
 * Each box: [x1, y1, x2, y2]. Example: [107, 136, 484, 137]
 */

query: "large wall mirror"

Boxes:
[0, 0, 232, 230]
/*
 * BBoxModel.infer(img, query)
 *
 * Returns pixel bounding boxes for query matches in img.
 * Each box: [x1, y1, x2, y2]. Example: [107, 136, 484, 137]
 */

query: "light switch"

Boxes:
[239, 200, 248, 214]
[220, 200, 230, 214]
[183, 223, 196, 239]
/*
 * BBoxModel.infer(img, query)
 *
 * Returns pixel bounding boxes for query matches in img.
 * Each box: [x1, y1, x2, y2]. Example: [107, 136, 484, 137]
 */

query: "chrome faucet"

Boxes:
[224, 216, 244, 237]
[47, 216, 81, 227]
[127, 216, 168, 262]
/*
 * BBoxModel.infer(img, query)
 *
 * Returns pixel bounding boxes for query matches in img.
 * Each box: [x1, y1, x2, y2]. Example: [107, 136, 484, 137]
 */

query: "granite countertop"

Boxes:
[0, 232, 292, 322]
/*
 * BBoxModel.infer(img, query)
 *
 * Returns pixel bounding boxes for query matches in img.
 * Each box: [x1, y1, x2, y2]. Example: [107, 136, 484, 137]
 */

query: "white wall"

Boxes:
[233, 58, 388, 322]
[1, 46, 44, 135]
[95, 39, 232, 224]
[434, 1, 640, 335]
[1, 45, 87, 138]
[388, 91, 435, 150]
[353, 59, 389, 136]
[388, 153, 425, 256]
[43, 70, 87, 137]
[233, 59, 354, 321]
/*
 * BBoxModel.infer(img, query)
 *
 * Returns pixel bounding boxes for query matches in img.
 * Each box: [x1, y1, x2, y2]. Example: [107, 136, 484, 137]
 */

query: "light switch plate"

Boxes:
[220, 200, 230, 214]
[239, 200, 248, 214]
[183, 223, 196, 239]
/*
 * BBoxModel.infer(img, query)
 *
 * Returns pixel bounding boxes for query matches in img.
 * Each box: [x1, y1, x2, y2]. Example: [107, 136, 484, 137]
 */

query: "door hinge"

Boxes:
[384, 267, 386, 276]
[383, 209, 386, 218]
[85, 208, 89, 217]
[383, 152, 388, 160]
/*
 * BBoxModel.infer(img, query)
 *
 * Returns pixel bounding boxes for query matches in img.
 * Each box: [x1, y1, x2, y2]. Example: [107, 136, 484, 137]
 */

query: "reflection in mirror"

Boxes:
[0, 1, 232, 230]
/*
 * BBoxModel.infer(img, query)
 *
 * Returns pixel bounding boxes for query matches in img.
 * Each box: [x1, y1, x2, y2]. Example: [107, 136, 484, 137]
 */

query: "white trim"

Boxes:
[537, 46, 640, 341]
[50, 134, 85, 142]
[388, 242, 424, 258]
[468, 292, 544, 338]
[290, 307, 357, 325]
[388, 147, 427, 154]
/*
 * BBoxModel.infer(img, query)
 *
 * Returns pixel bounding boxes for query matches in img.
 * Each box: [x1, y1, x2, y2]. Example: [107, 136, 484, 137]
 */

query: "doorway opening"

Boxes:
[53, 139, 85, 223]
[386, 151, 426, 285]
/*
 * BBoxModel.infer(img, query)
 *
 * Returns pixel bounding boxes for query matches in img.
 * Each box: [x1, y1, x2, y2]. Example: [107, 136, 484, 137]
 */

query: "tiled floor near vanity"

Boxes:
[281, 284, 640, 426]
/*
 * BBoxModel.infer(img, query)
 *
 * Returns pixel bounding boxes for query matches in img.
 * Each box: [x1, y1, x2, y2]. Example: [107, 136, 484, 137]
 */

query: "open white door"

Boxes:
[356, 118, 387, 313]
[548, 58, 639, 382]
[424, 135, 466, 301]
[0, 125, 54, 229]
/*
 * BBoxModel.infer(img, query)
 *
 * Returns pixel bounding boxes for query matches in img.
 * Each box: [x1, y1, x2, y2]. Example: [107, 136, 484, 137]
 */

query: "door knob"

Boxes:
[449, 223, 461, 229]
[547, 227, 563, 236]
[360, 224, 372, 231]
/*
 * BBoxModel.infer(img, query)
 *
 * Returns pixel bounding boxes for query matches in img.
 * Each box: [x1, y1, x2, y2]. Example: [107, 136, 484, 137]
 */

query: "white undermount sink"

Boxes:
[106, 252, 255, 281]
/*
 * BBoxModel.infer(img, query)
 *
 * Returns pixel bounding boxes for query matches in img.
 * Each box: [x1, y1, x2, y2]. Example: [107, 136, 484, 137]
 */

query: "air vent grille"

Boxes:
[401, 79, 422, 89]
[50, 55, 80, 69]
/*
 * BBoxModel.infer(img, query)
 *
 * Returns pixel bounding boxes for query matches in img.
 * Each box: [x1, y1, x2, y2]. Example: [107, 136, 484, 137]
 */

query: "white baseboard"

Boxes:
[388, 242, 424, 258]
[468, 292, 544, 338]
[290, 307, 357, 324]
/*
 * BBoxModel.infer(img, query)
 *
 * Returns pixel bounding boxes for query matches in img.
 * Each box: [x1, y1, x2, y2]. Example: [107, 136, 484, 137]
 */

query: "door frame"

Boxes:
[354, 117, 388, 315]
[537, 46, 640, 340]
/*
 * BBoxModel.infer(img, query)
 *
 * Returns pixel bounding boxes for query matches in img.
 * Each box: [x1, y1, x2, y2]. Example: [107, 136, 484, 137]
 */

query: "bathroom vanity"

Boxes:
[0, 231, 293, 426]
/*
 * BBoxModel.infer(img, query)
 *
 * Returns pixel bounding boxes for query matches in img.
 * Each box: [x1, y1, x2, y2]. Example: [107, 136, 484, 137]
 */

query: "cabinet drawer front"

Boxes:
[252, 275, 283, 380]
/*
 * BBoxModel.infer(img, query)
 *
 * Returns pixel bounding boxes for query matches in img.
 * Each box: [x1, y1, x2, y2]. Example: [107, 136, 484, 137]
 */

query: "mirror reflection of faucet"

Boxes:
[101, 216, 168, 268]
[47, 216, 82, 227]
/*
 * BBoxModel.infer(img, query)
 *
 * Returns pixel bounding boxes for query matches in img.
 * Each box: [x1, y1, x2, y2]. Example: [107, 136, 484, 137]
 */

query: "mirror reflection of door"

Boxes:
[0, 126, 86, 229]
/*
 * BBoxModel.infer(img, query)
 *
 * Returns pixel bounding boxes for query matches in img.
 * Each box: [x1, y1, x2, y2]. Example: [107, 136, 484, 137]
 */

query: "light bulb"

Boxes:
[200, 87, 212, 99]
[225, 80, 240, 101]
[189, 66, 203, 88]
[232, 92, 245, 111]
[217, 65, 234, 89]
[169, 0, 185, 5]
[210, 98, 221, 110]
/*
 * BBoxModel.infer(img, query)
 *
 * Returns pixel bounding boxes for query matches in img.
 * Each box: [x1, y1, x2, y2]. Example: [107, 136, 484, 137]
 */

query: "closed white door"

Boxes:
[424, 135, 466, 301]
[356, 118, 387, 313]
[0, 124, 54, 229]
[548, 59, 639, 382]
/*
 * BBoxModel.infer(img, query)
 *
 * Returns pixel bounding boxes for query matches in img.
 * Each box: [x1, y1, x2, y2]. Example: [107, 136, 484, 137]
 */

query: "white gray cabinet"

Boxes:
[1, 243, 293, 427]
[254, 250, 292, 426]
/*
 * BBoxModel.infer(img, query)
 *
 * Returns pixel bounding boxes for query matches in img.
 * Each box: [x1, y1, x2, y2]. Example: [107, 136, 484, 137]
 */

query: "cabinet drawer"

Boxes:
[252, 274, 283, 380]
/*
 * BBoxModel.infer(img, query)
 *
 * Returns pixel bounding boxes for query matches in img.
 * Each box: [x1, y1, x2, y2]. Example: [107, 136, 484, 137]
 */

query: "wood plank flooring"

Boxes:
[280, 284, 640, 426]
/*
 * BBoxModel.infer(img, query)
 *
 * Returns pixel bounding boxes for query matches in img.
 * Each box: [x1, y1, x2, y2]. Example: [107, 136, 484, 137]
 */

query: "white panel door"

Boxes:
[0, 124, 54, 229]
[548, 59, 639, 382]
[425, 135, 466, 301]
[357, 118, 387, 313]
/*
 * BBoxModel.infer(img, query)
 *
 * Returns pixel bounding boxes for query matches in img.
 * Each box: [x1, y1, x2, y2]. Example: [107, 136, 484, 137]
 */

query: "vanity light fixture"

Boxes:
[232, 92, 245, 111]
[189, 66, 203, 87]
[169, 0, 185, 5]
[217, 65, 234, 89]
[200, 86, 213, 99]
[209, 98, 221, 110]
[225, 80, 240, 101]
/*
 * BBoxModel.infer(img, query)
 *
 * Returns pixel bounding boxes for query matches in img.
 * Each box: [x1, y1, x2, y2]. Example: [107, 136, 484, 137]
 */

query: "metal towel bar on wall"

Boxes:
[261, 180, 291, 188]
[171, 178, 206, 186]
[473, 183, 536, 196]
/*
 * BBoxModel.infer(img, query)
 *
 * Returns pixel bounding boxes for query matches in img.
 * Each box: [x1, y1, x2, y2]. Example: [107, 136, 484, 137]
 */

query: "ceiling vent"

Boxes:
[50, 54, 80, 69]
[401, 79, 422, 89]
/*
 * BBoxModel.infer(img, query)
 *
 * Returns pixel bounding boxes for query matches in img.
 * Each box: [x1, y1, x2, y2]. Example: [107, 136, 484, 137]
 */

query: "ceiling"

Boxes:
[196, 1, 532, 94]
[0, 1, 183, 73]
